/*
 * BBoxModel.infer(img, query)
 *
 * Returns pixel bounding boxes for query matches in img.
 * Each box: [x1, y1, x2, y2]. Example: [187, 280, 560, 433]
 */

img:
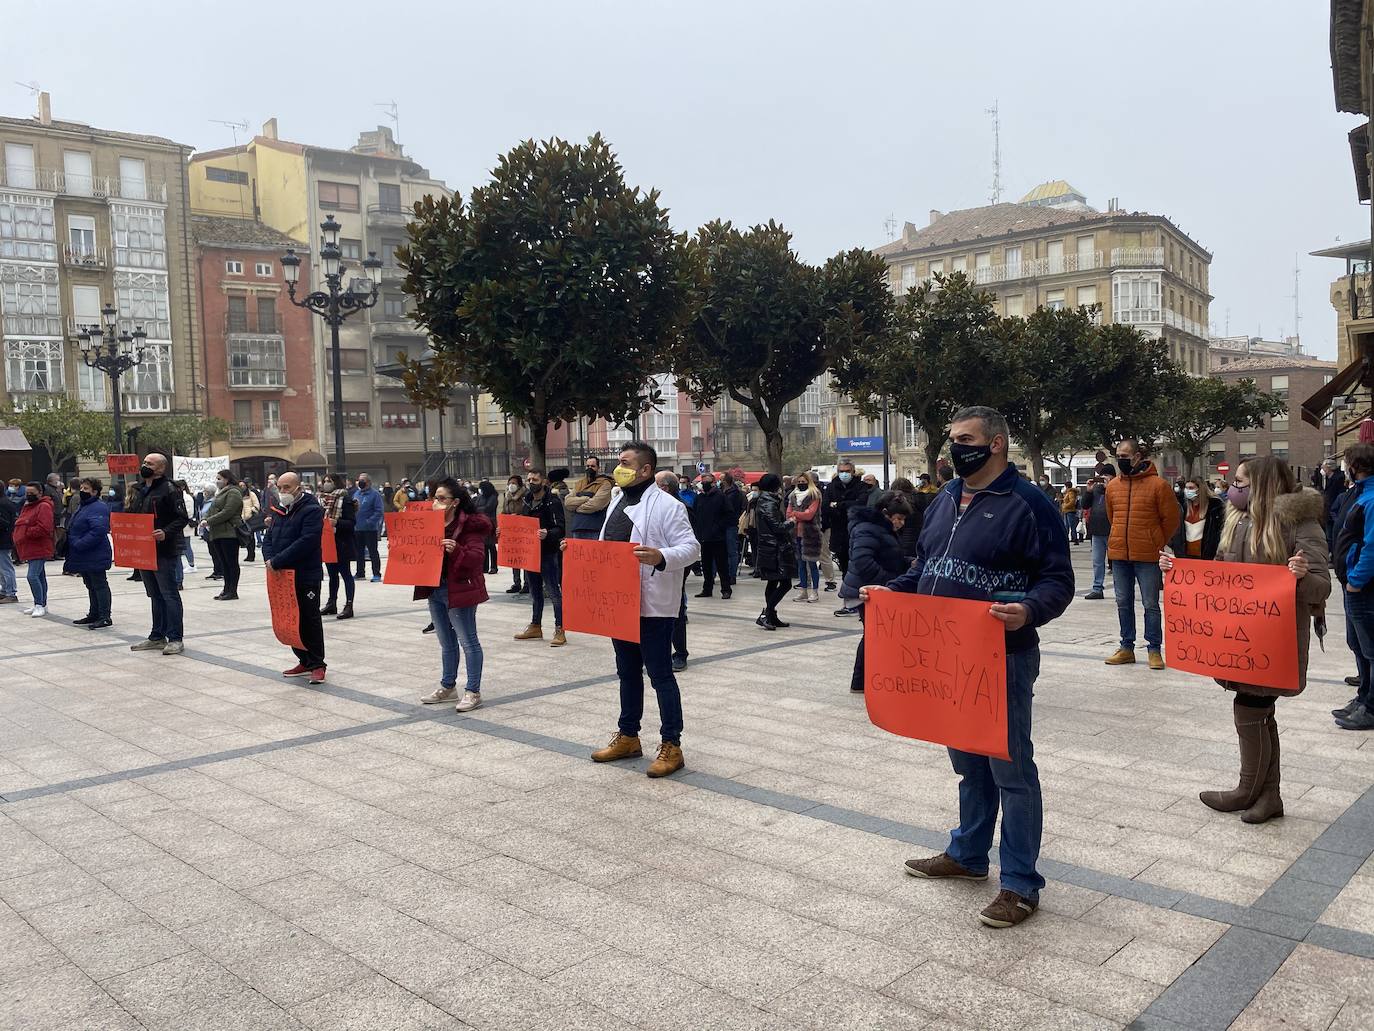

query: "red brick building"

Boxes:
[191, 216, 320, 486]
[1208, 354, 1338, 482]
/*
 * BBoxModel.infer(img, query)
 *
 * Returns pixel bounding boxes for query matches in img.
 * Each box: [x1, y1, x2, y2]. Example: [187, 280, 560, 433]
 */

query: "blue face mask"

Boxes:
[838, 472, 853, 484]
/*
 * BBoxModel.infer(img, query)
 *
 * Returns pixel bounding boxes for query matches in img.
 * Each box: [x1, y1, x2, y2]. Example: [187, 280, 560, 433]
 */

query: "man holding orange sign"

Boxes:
[862, 407, 1072, 929]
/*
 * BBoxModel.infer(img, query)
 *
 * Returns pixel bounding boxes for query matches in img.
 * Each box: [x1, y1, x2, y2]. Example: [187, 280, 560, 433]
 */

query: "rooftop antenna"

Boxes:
[13, 80, 40, 97]
[986, 101, 1002, 204]
[376, 100, 400, 143]
[882, 213, 897, 241]
[1290, 254, 1302, 352]
[208, 119, 252, 218]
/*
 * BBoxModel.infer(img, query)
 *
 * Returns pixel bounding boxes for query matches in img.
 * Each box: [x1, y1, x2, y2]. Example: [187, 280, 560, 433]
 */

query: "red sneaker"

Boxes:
[281, 663, 309, 677]
[309, 667, 326, 684]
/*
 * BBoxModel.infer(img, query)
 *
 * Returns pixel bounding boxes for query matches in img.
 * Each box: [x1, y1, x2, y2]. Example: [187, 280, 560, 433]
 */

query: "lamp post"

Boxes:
[282, 215, 382, 474]
[79, 302, 146, 492]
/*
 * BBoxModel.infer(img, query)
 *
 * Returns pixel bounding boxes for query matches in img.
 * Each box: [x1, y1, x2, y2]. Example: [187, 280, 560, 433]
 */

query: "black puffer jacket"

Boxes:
[1167, 496, 1224, 561]
[841, 507, 908, 601]
[895, 490, 931, 560]
[752, 491, 795, 581]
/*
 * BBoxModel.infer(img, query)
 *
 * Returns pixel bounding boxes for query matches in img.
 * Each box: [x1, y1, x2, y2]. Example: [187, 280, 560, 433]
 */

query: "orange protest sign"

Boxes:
[863, 591, 1010, 760]
[497, 513, 542, 573]
[404, 499, 432, 512]
[266, 567, 304, 649]
[562, 539, 641, 642]
[321, 517, 337, 564]
[106, 454, 140, 475]
[110, 513, 157, 570]
[1164, 558, 1299, 692]
[383, 510, 444, 586]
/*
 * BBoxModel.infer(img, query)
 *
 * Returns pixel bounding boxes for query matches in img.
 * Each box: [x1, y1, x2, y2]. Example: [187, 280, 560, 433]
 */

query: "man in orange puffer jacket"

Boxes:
[1104, 439, 1180, 670]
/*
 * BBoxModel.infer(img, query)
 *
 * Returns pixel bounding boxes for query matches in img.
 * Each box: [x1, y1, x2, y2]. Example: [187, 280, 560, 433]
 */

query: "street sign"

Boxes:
[1216, 461, 1230, 476]
[697, 462, 707, 473]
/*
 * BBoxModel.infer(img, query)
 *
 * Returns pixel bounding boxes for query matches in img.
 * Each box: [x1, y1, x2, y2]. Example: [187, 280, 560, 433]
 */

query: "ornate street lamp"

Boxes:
[79, 302, 147, 490]
[282, 215, 383, 474]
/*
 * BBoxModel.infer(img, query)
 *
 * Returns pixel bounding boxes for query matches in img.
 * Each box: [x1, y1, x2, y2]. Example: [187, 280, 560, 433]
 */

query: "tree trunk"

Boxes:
[765, 431, 784, 477]
[923, 436, 942, 478]
[1025, 442, 1045, 482]
[527, 418, 548, 473]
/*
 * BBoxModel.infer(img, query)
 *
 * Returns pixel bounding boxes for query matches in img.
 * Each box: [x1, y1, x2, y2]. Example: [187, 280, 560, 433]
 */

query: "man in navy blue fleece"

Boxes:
[863, 406, 1073, 928]
[1334, 443, 1374, 730]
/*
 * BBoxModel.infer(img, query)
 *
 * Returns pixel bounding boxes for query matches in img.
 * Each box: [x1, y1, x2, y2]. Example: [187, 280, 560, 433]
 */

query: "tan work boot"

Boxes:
[591, 733, 642, 763]
[646, 742, 684, 778]
[550, 627, 567, 647]
[1147, 651, 1165, 670]
[514, 623, 543, 640]
[1104, 648, 1135, 665]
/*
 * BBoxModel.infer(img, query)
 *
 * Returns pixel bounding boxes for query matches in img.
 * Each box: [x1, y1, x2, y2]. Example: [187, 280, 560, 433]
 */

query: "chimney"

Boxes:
[929, 209, 943, 226]
[261, 117, 278, 140]
[36, 91, 51, 126]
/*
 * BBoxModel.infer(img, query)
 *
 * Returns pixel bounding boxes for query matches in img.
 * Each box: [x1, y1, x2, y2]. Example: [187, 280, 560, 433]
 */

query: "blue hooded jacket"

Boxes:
[63, 493, 112, 574]
[885, 465, 1074, 653]
[354, 487, 383, 532]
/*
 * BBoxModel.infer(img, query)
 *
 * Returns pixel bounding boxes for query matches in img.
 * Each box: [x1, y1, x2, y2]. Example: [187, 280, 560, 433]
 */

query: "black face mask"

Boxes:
[950, 442, 993, 478]
[1116, 457, 1137, 477]
[25, 494, 39, 505]
[139, 465, 155, 479]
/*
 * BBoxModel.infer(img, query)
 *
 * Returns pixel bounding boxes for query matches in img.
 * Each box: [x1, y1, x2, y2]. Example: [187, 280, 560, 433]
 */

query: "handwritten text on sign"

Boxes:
[265, 567, 304, 649]
[863, 591, 1010, 760]
[383, 510, 445, 586]
[1163, 558, 1298, 692]
[497, 514, 542, 573]
[106, 454, 140, 476]
[110, 512, 158, 570]
[562, 539, 641, 642]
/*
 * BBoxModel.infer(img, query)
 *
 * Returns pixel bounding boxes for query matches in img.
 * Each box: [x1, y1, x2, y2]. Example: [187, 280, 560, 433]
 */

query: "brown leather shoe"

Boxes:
[550, 627, 567, 648]
[1105, 648, 1136, 665]
[1147, 651, 1166, 670]
[978, 889, 1038, 928]
[591, 733, 642, 763]
[903, 852, 987, 880]
[514, 623, 543, 640]
[646, 742, 684, 778]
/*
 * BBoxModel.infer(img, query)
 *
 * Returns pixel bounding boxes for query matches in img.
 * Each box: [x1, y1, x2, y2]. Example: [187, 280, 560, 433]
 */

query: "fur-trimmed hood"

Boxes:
[1274, 487, 1325, 526]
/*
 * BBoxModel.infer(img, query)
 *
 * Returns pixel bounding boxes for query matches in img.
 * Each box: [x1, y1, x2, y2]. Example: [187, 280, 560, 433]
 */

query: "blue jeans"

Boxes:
[530, 551, 563, 627]
[427, 592, 484, 692]
[612, 616, 683, 743]
[1113, 559, 1162, 651]
[26, 558, 47, 606]
[1091, 535, 1107, 592]
[946, 648, 1043, 899]
[143, 556, 183, 642]
[1063, 512, 1080, 542]
[1346, 590, 1374, 708]
[726, 528, 740, 580]
[797, 555, 819, 590]
[0, 547, 16, 597]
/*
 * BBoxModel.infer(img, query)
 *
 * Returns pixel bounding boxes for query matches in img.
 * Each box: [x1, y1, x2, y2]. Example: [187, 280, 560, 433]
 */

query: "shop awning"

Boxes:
[0, 427, 31, 451]
[1301, 355, 1368, 427]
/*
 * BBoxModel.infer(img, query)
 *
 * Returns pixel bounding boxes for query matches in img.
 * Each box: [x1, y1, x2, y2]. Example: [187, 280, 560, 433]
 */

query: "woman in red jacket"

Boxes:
[416, 478, 492, 712]
[14, 483, 54, 616]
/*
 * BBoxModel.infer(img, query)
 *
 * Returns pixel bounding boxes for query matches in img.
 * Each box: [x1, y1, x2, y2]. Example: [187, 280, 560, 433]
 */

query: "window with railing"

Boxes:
[798, 381, 822, 426]
[229, 336, 286, 387]
[125, 343, 173, 406]
[1, 276, 61, 336]
[903, 416, 919, 450]
[318, 181, 360, 212]
[77, 362, 107, 408]
[381, 402, 420, 429]
[1111, 272, 1161, 324]
[116, 273, 171, 338]
[5, 339, 63, 393]
[330, 403, 371, 428]
[0, 195, 57, 260]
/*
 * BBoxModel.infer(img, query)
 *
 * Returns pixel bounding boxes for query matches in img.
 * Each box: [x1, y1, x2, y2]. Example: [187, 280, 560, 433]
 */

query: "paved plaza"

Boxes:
[2, 541, 1374, 1030]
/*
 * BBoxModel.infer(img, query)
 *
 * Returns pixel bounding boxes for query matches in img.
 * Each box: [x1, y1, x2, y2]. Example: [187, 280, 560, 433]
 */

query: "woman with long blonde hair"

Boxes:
[1163, 456, 1329, 823]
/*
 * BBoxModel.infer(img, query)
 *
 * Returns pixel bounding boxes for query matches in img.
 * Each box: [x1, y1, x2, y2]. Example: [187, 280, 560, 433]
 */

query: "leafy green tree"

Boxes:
[399, 133, 692, 470]
[1, 395, 112, 473]
[1162, 376, 1287, 476]
[1078, 323, 1188, 454]
[830, 272, 998, 477]
[670, 220, 893, 475]
[133, 414, 234, 457]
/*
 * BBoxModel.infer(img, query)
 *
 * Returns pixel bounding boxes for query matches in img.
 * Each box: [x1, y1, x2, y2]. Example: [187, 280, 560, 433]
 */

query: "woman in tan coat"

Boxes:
[1163, 456, 1329, 824]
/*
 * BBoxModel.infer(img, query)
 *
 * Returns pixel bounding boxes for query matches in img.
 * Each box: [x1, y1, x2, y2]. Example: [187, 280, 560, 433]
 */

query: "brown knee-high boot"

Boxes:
[1200, 699, 1274, 813]
[1242, 710, 1283, 824]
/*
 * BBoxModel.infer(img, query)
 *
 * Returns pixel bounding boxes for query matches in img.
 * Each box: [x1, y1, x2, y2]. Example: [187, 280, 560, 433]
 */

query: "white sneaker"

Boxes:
[420, 686, 457, 705]
[21, 606, 34, 614]
[454, 690, 482, 713]
[31, 605, 45, 617]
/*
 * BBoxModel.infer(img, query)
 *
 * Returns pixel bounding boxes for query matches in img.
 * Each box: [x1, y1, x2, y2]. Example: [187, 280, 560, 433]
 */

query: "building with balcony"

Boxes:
[874, 182, 1215, 377]
[712, 378, 825, 472]
[1210, 334, 1303, 367]
[0, 92, 198, 436]
[188, 119, 469, 482]
[1209, 355, 1337, 482]
[192, 215, 320, 485]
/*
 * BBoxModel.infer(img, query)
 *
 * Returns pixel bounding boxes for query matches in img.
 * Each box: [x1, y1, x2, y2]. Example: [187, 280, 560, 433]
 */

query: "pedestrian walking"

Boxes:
[787, 471, 823, 603]
[64, 478, 112, 628]
[201, 471, 243, 601]
[263, 472, 327, 682]
[564, 456, 614, 540]
[1162, 457, 1328, 820]
[475, 480, 499, 573]
[752, 473, 795, 630]
[352, 474, 384, 582]
[1060, 482, 1080, 543]
[1104, 439, 1180, 670]
[509, 469, 566, 646]
[1334, 444, 1374, 731]
[843, 491, 912, 692]
[128, 455, 188, 655]
[418, 478, 491, 711]
[0, 487, 17, 604]
[869, 406, 1072, 928]
[582, 442, 700, 778]
[317, 474, 358, 619]
[14, 483, 54, 616]
[692, 472, 734, 599]
[502, 475, 528, 593]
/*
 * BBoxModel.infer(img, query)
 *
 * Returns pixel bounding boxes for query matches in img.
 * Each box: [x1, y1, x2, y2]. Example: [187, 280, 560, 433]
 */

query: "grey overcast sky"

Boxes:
[4, 0, 1362, 359]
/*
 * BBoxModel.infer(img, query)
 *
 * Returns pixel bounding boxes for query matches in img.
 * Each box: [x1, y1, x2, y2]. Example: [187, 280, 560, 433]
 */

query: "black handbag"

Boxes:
[234, 519, 253, 546]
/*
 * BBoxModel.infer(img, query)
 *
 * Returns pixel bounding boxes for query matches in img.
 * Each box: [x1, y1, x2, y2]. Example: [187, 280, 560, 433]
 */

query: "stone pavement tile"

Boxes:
[769, 973, 971, 1031]
[1220, 850, 1297, 883]
[0, 965, 143, 1031]
[511, 878, 656, 944]
[53, 912, 192, 980]
[97, 853, 213, 900]
[198, 843, 305, 890]
[440, 853, 568, 900]
[290, 974, 472, 1030]
[999, 951, 1162, 1023]
[1081, 895, 1227, 953]
[0, 862, 103, 911]
[782, 882, 916, 936]
[602, 869, 734, 914]
[646, 922, 815, 1003]
[177, 903, 300, 963]
[1332, 998, 1374, 1030]
[1038, 881, 1110, 920]
[775, 921, 924, 990]
[1230, 976, 1348, 1030]
[24, 887, 144, 943]
[136, 879, 251, 931]
[882, 914, 1033, 976]
[0, 921, 67, 984]
[425, 959, 633, 1031]
[1137, 858, 1267, 905]
[1275, 943, 1374, 1001]
[687, 896, 828, 953]
[655, 986, 813, 1031]
[1038, 835, 1155, 879]
[347, 863, 521, 939]
[466, 914, 609, 977]
[299, 840, 406, 880]
[1103, 938, 1200, 986]
[884, 959, 1115, 1031]
[544, 949, 705, 1026]
[219, 934, 373, 1009]
[62, 831, 174, 873]
[244, 870, 362, 921]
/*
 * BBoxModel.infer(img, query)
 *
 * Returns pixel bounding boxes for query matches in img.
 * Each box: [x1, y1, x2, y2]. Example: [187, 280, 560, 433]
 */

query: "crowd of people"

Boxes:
[4, 411, 1372, 930]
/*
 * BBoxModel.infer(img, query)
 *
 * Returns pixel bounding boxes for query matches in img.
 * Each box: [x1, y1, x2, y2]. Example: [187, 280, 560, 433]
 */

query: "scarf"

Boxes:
[320, 488, 345, 523]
